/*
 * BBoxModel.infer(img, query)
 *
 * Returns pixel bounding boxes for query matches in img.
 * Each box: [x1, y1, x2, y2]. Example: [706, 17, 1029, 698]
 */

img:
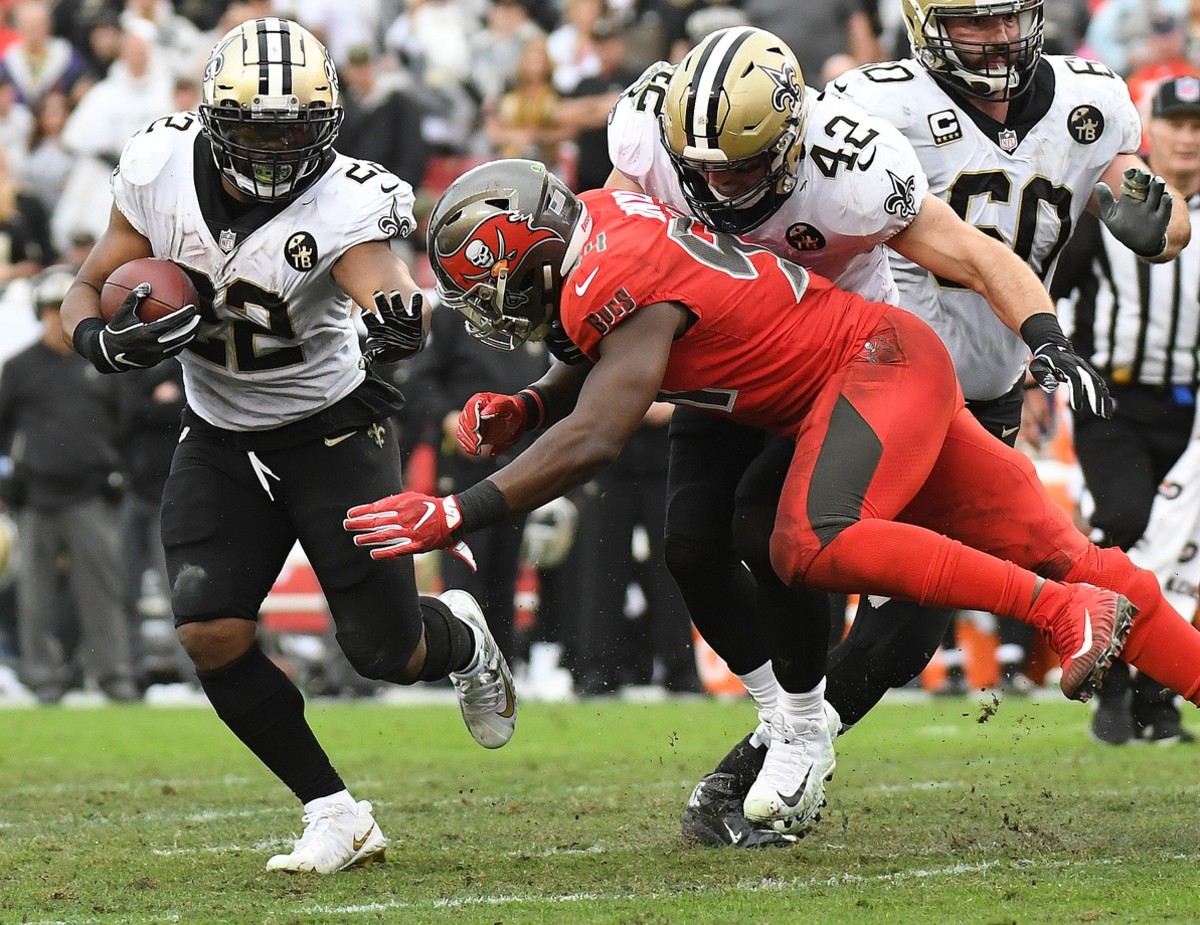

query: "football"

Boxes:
[100, 258, 199, 324]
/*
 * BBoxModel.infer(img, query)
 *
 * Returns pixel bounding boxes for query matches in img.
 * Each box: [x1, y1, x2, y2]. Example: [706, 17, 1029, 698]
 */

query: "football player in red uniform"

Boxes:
[345, 160, 1200, 835]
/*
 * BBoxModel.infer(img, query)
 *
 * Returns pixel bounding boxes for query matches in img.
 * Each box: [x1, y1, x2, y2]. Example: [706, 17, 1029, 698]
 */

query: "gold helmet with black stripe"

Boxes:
[902, 0, 1044, 101]
[659, 26, 807, 234]
[199, 17, 343, 201]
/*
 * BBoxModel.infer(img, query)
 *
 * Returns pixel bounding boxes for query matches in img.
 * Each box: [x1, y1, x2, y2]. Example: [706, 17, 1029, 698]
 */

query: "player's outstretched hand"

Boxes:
[457, 391, 540, 457]
[97, 283, 199, 373]
[1094, 167, 1171, 259]
[1021, 313, 1113, 419]
[362, 290, 425, 364]
[344, 491, 476, 569]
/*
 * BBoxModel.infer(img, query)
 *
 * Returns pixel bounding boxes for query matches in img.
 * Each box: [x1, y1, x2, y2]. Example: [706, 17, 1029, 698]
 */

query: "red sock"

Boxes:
[805, 520, 1040, 618]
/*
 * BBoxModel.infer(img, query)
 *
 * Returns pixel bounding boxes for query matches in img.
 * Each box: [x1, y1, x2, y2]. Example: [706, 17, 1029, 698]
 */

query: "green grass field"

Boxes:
[3, 693, 1199, 925]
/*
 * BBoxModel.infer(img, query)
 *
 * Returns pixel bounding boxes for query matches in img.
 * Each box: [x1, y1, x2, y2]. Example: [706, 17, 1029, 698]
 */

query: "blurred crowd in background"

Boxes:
[0, 0, 1193, 706]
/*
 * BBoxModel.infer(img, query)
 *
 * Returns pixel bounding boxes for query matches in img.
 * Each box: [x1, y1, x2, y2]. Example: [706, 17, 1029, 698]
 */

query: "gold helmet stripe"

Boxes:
[684, 26, 753, 154]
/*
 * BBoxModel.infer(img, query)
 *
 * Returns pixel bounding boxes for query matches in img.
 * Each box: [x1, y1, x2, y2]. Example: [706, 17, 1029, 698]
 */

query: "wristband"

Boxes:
[517, 387, 547, 430]
[1019, 313, 1068, 351]
[455, 479, 510, 533]
[72, 317, 106, 365]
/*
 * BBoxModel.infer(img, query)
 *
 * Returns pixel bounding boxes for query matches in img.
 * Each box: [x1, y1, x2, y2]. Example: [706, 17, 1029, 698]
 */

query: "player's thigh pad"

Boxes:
[161, 431, 297, 622]
[274, 425, 423, 666]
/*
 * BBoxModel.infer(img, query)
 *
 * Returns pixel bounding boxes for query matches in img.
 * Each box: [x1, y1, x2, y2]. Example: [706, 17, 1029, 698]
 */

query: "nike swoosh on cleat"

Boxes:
[499, 673, 516, 719]
[1070, 606, 1094, 660]
[723, 821, 744, 845]
[324, 431, 357, 447]
[777, 766, 813, 809]
[353, 823, 375, 851]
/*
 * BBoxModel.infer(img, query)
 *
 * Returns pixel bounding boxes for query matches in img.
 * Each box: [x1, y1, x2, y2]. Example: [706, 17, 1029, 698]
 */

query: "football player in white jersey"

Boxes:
[58, 18, 518, 874]
[600, 23, 1134, 845]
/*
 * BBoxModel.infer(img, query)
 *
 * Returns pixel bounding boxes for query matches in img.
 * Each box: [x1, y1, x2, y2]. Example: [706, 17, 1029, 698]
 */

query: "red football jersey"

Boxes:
[560, 190, 890, 436]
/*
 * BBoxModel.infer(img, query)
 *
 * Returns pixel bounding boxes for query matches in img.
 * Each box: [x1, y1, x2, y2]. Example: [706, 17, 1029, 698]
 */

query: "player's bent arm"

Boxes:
[486, 301, 682, 516]
[524, 358, 594, 427]
[59, 204, 153, 343]
[1090, 153, 1190, 261]
[889, 194, 1057, 334]
[332, 240, 427, 326]
[604, 167, 645, 192]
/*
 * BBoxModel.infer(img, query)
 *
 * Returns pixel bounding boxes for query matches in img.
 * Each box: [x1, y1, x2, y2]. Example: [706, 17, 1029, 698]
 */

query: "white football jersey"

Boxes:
[111, 111, 416, 431]
[828, 57, 1142, 400]
[608, 69, 929, 304]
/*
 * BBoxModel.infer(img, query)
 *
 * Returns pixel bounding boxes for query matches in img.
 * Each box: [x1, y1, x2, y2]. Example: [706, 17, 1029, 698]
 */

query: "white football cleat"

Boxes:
[443, 589, 517, 748]
[743, 704, 838, 835]
[265, 798, 387, 873]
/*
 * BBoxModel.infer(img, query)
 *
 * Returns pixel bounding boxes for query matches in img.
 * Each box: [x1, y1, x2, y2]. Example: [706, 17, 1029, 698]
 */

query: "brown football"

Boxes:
[100, 258, 199, 323]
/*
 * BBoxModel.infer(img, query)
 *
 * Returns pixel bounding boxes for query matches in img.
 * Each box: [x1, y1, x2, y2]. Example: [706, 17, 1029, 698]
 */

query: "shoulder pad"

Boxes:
[117, 112, 200, 187]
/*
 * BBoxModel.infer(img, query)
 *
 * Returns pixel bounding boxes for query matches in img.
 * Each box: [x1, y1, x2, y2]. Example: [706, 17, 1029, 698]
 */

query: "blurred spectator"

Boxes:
[557, 15, 641, 192]
[77, 11, 123, 84]
[1084, 0, 1188, 75]
[0, 264, 138, 704]
[0, 76, 32, 170]
[485, 34, 573, 164]
[547, 0, 604, 93]
[740, 0, 882, 89]
[401, 304, 552, 660]
[338, 45, 429, 191]
[0, 145, 53, 283]
[0, 0, 87, 109]
[280, 0, 380, 68]
[16, 89, 73, 217]
[657, 0, 747, 63]
[1127, 16, 1198, 153]
[386, 0, 479, 153]
[52, 19, 172, 253]
[119, 0, 204, 80]
[469, 0, 544, 108]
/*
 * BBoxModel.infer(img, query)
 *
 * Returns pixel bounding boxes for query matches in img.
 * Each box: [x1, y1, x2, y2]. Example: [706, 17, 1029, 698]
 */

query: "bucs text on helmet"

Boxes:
[427, 159, 590, 351]
[902, 0, 1044, 102]
[199, 17, 343, 202]
[660, 26, 807, 235]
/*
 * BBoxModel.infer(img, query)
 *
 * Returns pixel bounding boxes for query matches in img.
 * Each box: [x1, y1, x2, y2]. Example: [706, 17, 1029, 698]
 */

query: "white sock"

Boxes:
[303, 789, 353, 814]
[737, 662, 778, 715]
[778, 677, 827, 725]
[738, 663, 778, 747]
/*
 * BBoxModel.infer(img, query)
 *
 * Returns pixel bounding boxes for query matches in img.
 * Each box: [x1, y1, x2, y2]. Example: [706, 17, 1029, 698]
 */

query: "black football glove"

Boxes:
[1094, 167, 1171, 259]
[362, 290, 425, 364]
[84, 283, 199, 374]
[1021, 313, 1113, 419]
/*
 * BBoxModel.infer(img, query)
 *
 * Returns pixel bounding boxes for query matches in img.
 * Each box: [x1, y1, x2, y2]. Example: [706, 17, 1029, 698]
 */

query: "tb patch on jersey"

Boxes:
[1069, 105, 1105, 145]
[285, 232, 319, 271]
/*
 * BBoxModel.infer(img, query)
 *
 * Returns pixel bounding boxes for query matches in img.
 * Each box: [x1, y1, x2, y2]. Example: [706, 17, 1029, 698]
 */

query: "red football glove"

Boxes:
[344, 491, 476, 569]
[456, 390, 543, 458]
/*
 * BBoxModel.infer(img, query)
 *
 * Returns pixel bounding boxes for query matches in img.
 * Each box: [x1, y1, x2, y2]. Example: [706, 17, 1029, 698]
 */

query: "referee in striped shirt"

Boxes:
[1052, 75, 1200, 746]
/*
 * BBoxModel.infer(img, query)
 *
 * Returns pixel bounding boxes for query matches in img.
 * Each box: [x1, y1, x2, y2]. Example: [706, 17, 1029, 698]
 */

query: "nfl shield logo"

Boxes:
[219, 229, 237, 252]
[999, 129, 1018, 152]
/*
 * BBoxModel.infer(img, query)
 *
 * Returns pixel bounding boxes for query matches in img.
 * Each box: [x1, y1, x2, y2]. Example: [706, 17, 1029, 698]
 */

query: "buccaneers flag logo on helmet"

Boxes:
[436, 212, 563, 301]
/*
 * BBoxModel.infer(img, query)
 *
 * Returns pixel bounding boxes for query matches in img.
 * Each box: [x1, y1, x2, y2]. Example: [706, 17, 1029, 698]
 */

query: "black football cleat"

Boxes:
[681, 772, 800, 848]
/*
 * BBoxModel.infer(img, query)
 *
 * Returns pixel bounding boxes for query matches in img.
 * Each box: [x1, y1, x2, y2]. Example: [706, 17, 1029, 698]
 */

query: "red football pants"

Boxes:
[769, 308, 1200, 704]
